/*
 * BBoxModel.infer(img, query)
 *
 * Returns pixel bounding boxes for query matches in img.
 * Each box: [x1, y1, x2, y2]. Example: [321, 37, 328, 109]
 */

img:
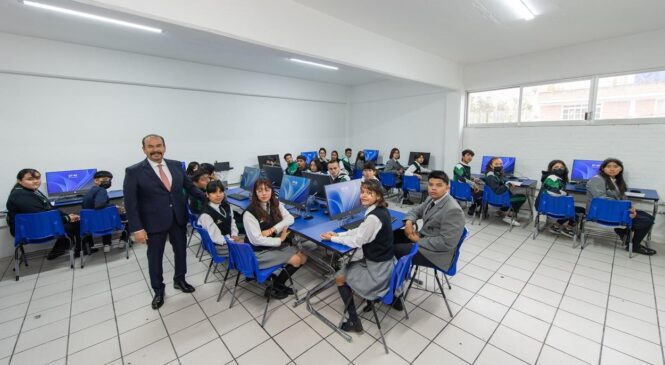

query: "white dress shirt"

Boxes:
[405, 162, 432, 176]
[331, 205, 382, 248]
[197, 202, 239, 245]
[243, 202, 295, 247]
[148, 158, 172, 185]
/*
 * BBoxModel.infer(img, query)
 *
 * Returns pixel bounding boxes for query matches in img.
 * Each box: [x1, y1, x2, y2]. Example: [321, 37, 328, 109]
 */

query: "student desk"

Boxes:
[225, 187, 251, 210]
[49, 190, 124, 208]
[471, 174, 539, 219]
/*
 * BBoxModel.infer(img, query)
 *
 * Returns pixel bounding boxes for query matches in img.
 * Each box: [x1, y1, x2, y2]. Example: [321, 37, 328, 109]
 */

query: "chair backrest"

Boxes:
[450, 180, 473, 202]
[352, 169, 362, 180]
[482, 187, 511, 208]
[444, 227, 468, 276]
[537, 193, 576, 219]
[402, 175, 421, 193]
[14, 210, 66, 247]
[187, 205, 201, 228]
[586, 198, 632, 228]
[381, 243, 419, 305]
[196, 227, 227, 262]
[80, 206, 124, 238]
[225, 238, 260, 280]
[379, 172, 397, 189]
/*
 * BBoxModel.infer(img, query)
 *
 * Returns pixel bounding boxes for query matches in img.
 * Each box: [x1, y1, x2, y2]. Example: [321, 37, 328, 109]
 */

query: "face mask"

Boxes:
[100, 181, 112, 189]
[552, 168, 566, 178]
[493, 166, 503, 174]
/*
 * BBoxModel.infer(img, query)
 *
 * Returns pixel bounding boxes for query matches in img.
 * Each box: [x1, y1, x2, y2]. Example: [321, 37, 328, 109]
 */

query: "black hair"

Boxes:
[283, 153, 292, 160]
[94, 170, 113, 179]
[191, 170, 209, 183]
[142, 134, 165, 147]
[389, 147, 400, 159]
[199, 163, 215, 175]
[319, 147, 327, 154]
[485, 157, 502, 174]
[309, 160, 320, 171]
[16, 168, 40, 180]
[546, 160, 569, 184]
[345, 148, 352, 153]
[360, 179, 388, 208]
[599, 158, 627, 194]
[205, 179, 225, 194]
[186, 162, 200, 175]
[355, 150, 365, 162]
[331, 150, 339, 160]
[462, 149, 475, 157]
[328, 159, 340, 167]
[296, 155, 307, 162]
[428, 170, 450, 184]
[414, 153, 424, 160]
[363, 161, 377, 171]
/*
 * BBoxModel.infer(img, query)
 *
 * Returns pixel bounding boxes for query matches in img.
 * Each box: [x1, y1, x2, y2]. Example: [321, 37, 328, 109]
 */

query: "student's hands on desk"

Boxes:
[320, 231, 338, 241]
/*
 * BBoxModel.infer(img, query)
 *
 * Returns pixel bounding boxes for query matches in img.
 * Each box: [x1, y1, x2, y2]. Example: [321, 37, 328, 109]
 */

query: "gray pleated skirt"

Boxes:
[214, 243, 229, 257]
[256, 246, 298, 269]
[343, 258, 396, 299]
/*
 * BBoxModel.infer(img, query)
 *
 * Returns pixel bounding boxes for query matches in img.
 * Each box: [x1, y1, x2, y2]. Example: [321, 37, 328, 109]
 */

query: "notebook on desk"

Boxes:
[625, 191, 646, 198]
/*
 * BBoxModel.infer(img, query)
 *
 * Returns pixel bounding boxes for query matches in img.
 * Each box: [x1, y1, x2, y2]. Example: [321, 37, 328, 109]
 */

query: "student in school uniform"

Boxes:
[81, 170, 128, 253]
[405, 153, 432, 180]
[197, 180, 240, 256]
[188, 170, 211, 214]
[354, 150, 366, 173]
[328, 160, 350, 183]
[330, 150, 348, 174]
[317, 147, 329, 173]
[293, 155, 308, 177]
[199, 163, 218, 181]
[320, 179, 397, 333]
[341, 148, 354, 174]
[186, 162, 200, 176]
[243, 178, 310, 298]
[536, 160, 584, 237]
[384, 148, 413, 204]
[361, 162, 380, 183]
[484, 157, 527, 226]
[284, 153, 298, 176]
[586, 158, 655, 255]
[453, 149, 483, 216]
[309, 159, 321, 173]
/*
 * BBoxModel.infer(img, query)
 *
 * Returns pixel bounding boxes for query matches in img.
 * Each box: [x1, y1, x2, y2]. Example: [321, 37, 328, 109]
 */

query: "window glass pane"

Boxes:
[597, 71, 665, 119]
[467, 88, 519, 124]
[521, 80, 591, 122]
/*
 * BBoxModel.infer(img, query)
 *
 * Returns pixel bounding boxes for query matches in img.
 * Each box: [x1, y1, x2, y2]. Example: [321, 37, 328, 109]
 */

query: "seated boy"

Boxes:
[81, 170, 127, 253]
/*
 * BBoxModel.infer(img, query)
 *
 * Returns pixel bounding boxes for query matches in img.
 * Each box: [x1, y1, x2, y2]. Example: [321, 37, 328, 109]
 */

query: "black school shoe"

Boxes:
[264, 286, 288, 300]
[626, 244, 657, 256]
[340, 319, 363, 333]
[274, 282, 295, 295]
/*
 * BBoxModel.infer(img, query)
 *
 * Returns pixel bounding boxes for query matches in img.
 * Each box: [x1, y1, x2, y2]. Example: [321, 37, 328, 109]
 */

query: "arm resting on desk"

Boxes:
[330, 215, 381, 249]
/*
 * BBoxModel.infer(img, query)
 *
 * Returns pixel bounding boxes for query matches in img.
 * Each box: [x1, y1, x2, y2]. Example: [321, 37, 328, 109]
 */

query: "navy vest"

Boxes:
[363, 207, 394, 262]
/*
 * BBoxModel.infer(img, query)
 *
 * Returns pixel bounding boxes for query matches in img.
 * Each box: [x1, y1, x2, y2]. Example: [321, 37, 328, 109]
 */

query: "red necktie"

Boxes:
[157, 164, 171, 191]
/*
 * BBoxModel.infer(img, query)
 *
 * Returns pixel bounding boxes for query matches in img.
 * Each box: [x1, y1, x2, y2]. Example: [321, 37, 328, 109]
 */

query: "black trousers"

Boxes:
[393, 230, 438, 269]
[632, 210, 654, 246]
[52, 221, 81, 253]
[147, 222, 188, 295]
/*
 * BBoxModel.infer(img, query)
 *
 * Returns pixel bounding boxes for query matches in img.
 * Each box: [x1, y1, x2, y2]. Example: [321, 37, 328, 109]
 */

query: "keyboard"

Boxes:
[573, 180, 588, 188]
[228, 192, 249, 201]
[342, 216, 398, 231]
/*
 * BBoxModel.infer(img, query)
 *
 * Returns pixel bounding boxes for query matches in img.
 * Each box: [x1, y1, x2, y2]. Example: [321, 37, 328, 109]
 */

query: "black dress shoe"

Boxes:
[340, 319, 363, 333]
[264, 286, 288, 300]
[174, 280, 196, 293]
[151, 293, 164, 310]
[46, 250, 65, 260]
[274, 282, 295, 295]
[391, 297, 404, 311]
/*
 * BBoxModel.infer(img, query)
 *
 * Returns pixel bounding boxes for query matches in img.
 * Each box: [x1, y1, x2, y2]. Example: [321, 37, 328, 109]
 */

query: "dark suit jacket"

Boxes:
[123, 158, 204, 234]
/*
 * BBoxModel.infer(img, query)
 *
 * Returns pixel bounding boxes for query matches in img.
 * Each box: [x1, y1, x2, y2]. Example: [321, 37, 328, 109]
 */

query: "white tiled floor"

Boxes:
[1, 202, 664, 365]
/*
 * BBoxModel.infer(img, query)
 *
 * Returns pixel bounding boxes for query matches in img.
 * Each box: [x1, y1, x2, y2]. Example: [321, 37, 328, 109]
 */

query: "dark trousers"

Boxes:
[393, 230, 439, 269]
[147, 223, 188, 295]
[52, 221, 81, 253]
[632, 210, 654, 246]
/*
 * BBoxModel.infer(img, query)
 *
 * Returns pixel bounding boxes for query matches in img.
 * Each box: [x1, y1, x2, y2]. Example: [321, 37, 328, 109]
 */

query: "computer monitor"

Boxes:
[364, 149, 379, 162]
[279, 175, 311, 209]
[240, 166, 261, 191]
[214, 161, 231, 172]
[257, 154, 281, 169]
[571, 159, 602, 181]
[325, 179, 364, 220]
[480, 156, 516, 175]
[301, 151, 317, 165]
[262, 165, 284, 188]
[303, 171, 332, 200]
[45, 168, 97, 197]
[408, 152, 431, 166]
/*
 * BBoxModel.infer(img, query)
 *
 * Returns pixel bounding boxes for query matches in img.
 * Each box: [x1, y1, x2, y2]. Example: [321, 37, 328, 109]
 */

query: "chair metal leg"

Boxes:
[338, 290, 354, 328]
[14, 247, 20, 281]
[286, 270, 299, 302]
[404, 266, 419, 300]
[204, 260, 213, 284]
[229, 273, 241, 308]
[435, 274, 453, 318]
[443, 273, 451, 290]
[400, 296, 409, 320]
[187, 228, 194, 247]
[68, 237, 74, 269]
[217, 265, 231, 302]
[627, 230, 633, 259]
[532, 214, 539, 240]
[370, 304, 389, 354]
[261, 283, 272, 327]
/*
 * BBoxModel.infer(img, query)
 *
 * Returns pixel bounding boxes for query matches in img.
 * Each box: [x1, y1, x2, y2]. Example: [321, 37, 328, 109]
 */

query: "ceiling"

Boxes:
[294, 0, 665, 64]
[0, 0, 387, 86]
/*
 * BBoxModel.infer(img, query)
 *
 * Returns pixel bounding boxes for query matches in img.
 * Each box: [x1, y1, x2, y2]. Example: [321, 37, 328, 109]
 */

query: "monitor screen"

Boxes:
[262, 165, 284, 188]
[480, 156, 516, 174]
[407, 152, 431, 166]
[214, 161, 230, 172]
[325, 179, 364, 220]
[571, 159, 602, 181]
[279, 175, 311, 208]
[45, 168, 97, 196]
[240, 166, 261, 191]
[303, 171, 332, 200]
[364, 149, 379, 162]
[257, 154, 281, 169]
[301, 151, 317, 165]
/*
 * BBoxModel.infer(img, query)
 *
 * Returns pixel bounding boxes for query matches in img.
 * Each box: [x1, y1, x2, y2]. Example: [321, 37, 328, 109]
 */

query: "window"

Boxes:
[521, 80, 591, 122]
[596, 71, 665, 119]
[467, 88, 519, 125]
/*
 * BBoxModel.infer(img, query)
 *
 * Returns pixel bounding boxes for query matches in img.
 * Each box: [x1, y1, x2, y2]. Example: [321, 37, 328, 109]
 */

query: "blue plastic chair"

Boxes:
[342, 243, 418, 354]
[405, 227, 468, 318]
[79, 206, 127, 268]
[379, 172, 398, 196]
[582, 198, 633, 255]
[479, 188, 516, 231]
[451, 181, 478, 225]
[532, 194, 579, 245]
[352, 169, 362, 180]
[194, 227, 230, 296]
[13, 210, 74, 280]
[223, 239, 297, 327]
[401, 175, 424, 206]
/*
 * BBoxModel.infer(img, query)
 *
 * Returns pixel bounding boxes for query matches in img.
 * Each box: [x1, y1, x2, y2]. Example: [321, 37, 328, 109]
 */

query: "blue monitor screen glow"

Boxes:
[279, 175, 311, 208]
[364, 149, 379, 162]
[240, 167, 261, 191]
[480, 156, 516, 175]
[45, 169, 97, 196]
[325, 180, 364, 220]
[301, 151, 318, 165]
[571, 159, 602, 181]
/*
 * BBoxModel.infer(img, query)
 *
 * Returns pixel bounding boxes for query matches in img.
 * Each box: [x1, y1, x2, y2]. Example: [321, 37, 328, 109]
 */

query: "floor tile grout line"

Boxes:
[8, 256, 46, 364]
[648, 254, 665, 364]
[63, 253, 77, 365]
[597, 242, 619, 365]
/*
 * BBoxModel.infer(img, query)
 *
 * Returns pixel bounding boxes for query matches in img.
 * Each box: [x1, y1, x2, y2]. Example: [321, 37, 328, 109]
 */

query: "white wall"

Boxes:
[0, 32, 349, 258]
[349, 80, 447, 169]
[459, 29, 665, 243]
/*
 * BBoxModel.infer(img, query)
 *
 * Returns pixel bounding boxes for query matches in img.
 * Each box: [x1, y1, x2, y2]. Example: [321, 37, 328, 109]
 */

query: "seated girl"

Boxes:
[484, 157, 527, 227]
[197, 180, 240, 256]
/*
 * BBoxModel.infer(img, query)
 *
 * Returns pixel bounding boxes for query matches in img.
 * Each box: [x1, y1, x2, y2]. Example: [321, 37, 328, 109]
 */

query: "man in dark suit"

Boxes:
[123, 134, 205, 309]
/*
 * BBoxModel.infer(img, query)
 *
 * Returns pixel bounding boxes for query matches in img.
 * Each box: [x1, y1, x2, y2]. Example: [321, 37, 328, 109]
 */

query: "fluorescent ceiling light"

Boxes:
[21, 0, 163, 33]
[503, 0, 535, 21]
[288, 58, 338, 70]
